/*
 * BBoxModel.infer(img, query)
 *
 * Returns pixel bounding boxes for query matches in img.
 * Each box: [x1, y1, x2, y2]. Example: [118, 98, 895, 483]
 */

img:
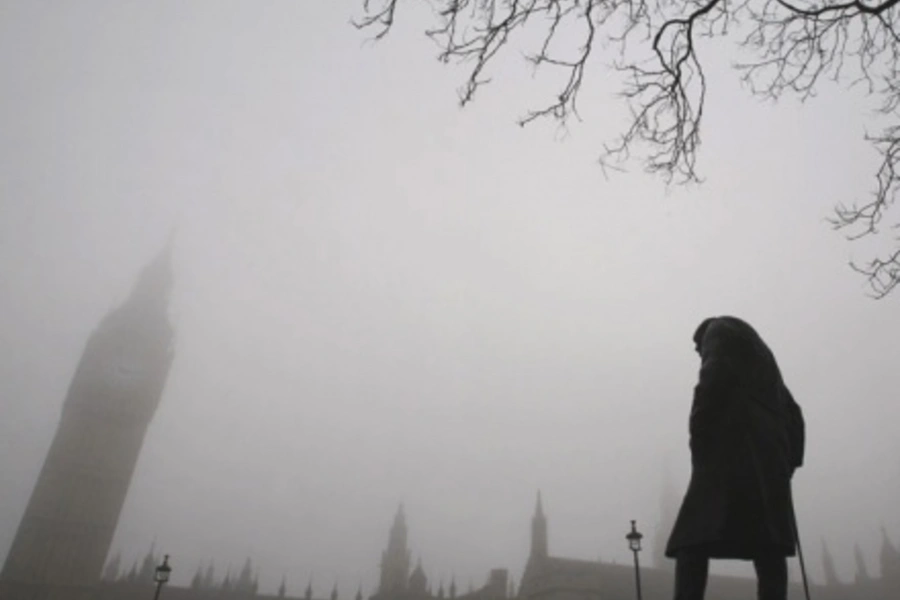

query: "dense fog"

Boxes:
[1, 2, 898, 596]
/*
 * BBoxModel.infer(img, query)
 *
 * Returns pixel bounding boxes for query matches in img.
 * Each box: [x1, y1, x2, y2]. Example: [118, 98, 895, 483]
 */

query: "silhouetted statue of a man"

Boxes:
[666, 317, 805, 600]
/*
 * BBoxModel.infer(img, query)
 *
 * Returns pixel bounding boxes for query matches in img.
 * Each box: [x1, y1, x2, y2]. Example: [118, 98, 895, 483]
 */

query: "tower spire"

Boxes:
[530, 490, 548, 559]
[379, 504, 411, 594]
[881, 526, 900, 589]
[821, 538, 841, 586]
[854, 543, 870, 582]
[409, 558, 427, 594]
[651, 470, 678, 571]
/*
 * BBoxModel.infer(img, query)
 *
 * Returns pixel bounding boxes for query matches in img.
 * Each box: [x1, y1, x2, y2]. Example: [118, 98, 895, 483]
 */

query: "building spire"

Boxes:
[881, 526, 900, 557]
[853, 543, 870, 582]
[102, 551, 122, 582]
[881, 526, 900, 588]
[409, 559, 427, 593]
[530, 490, 548, 559]
[821, 538, 841, 586]
[379, 504, 411, 594]
[651, 470, 679, 571]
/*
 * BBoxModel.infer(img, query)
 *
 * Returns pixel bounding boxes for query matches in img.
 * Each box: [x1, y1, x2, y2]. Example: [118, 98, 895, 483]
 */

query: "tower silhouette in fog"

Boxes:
[379, 505, 412, 594]
[0, 246, 174, 600]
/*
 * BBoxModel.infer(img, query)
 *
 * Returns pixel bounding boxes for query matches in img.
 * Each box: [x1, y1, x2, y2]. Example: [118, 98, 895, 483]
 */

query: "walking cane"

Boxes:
[790, 503, 812, 600]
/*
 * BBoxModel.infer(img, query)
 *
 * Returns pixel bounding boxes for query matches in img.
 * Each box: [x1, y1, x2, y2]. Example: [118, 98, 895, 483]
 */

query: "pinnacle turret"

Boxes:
[822, 539, 841, 586]
[530, 491, 548, 559]
[853, 544, 870, 582]
[880, 527, 900, 585]
[409, 559, 427, 594]
[379, 504, 412, 594]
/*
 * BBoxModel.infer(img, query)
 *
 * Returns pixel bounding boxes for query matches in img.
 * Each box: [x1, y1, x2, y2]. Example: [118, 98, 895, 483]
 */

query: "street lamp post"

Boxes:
[625, 521, 643, 600]
[153, 554, 172, 600]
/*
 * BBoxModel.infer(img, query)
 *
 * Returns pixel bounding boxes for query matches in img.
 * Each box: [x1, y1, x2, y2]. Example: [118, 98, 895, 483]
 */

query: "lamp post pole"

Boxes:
[153, 554, 171, 600]
[626, 520, 643, 600]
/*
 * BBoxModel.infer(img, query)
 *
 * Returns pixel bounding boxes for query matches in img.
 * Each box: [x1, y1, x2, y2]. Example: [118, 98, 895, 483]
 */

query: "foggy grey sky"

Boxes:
[1, 1, 898, 596]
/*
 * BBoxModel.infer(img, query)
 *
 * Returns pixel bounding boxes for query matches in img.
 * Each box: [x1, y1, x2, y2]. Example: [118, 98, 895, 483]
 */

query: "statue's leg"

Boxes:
[752, 554, 787, 600]
[674, 552, 709, 600]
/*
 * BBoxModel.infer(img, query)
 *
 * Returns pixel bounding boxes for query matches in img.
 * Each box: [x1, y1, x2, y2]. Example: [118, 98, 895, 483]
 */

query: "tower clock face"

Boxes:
[108, 350, 146, 388]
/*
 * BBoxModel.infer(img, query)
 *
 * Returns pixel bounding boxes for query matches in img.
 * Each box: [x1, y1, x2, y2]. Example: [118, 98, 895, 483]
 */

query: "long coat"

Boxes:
[666, 317, 805, 560]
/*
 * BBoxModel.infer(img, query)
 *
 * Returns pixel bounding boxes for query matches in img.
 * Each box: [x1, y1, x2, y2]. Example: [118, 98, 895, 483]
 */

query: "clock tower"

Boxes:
[0, 245, 175, 600]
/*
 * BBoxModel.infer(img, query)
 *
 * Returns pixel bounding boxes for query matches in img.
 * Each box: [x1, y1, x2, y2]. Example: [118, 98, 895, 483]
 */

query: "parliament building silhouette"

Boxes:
[1, 247, 897, 600]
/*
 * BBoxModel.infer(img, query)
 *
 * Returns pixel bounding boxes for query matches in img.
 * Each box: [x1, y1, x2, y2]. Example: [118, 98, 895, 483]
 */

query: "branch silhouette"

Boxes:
[356, 0, 900, 297]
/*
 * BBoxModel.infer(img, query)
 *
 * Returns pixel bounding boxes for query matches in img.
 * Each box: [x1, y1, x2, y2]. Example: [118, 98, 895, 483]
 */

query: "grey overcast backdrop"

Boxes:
[1, 1, 898, 596]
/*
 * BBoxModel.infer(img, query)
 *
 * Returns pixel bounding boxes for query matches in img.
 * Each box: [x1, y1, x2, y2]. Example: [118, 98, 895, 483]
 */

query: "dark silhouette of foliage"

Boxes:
[355, 0, 900, 297]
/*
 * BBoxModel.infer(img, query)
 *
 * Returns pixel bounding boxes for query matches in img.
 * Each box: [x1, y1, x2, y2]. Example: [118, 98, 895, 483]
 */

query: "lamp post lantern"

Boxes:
[153, 554, 172, 600]
[625, 521, 643, 600]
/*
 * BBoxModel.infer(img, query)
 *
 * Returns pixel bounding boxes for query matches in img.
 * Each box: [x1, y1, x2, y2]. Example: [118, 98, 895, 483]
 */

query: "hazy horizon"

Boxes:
[1, 2, 898, 596]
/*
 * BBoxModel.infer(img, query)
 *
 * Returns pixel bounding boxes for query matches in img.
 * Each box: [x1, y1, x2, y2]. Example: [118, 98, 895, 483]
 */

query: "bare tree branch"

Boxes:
[351, 0, 398, 39]
[355, 0, 900, 297]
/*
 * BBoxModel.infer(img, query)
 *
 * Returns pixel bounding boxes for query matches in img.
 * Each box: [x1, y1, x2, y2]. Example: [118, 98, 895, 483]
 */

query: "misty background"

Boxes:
[1, 1, 898, 596]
